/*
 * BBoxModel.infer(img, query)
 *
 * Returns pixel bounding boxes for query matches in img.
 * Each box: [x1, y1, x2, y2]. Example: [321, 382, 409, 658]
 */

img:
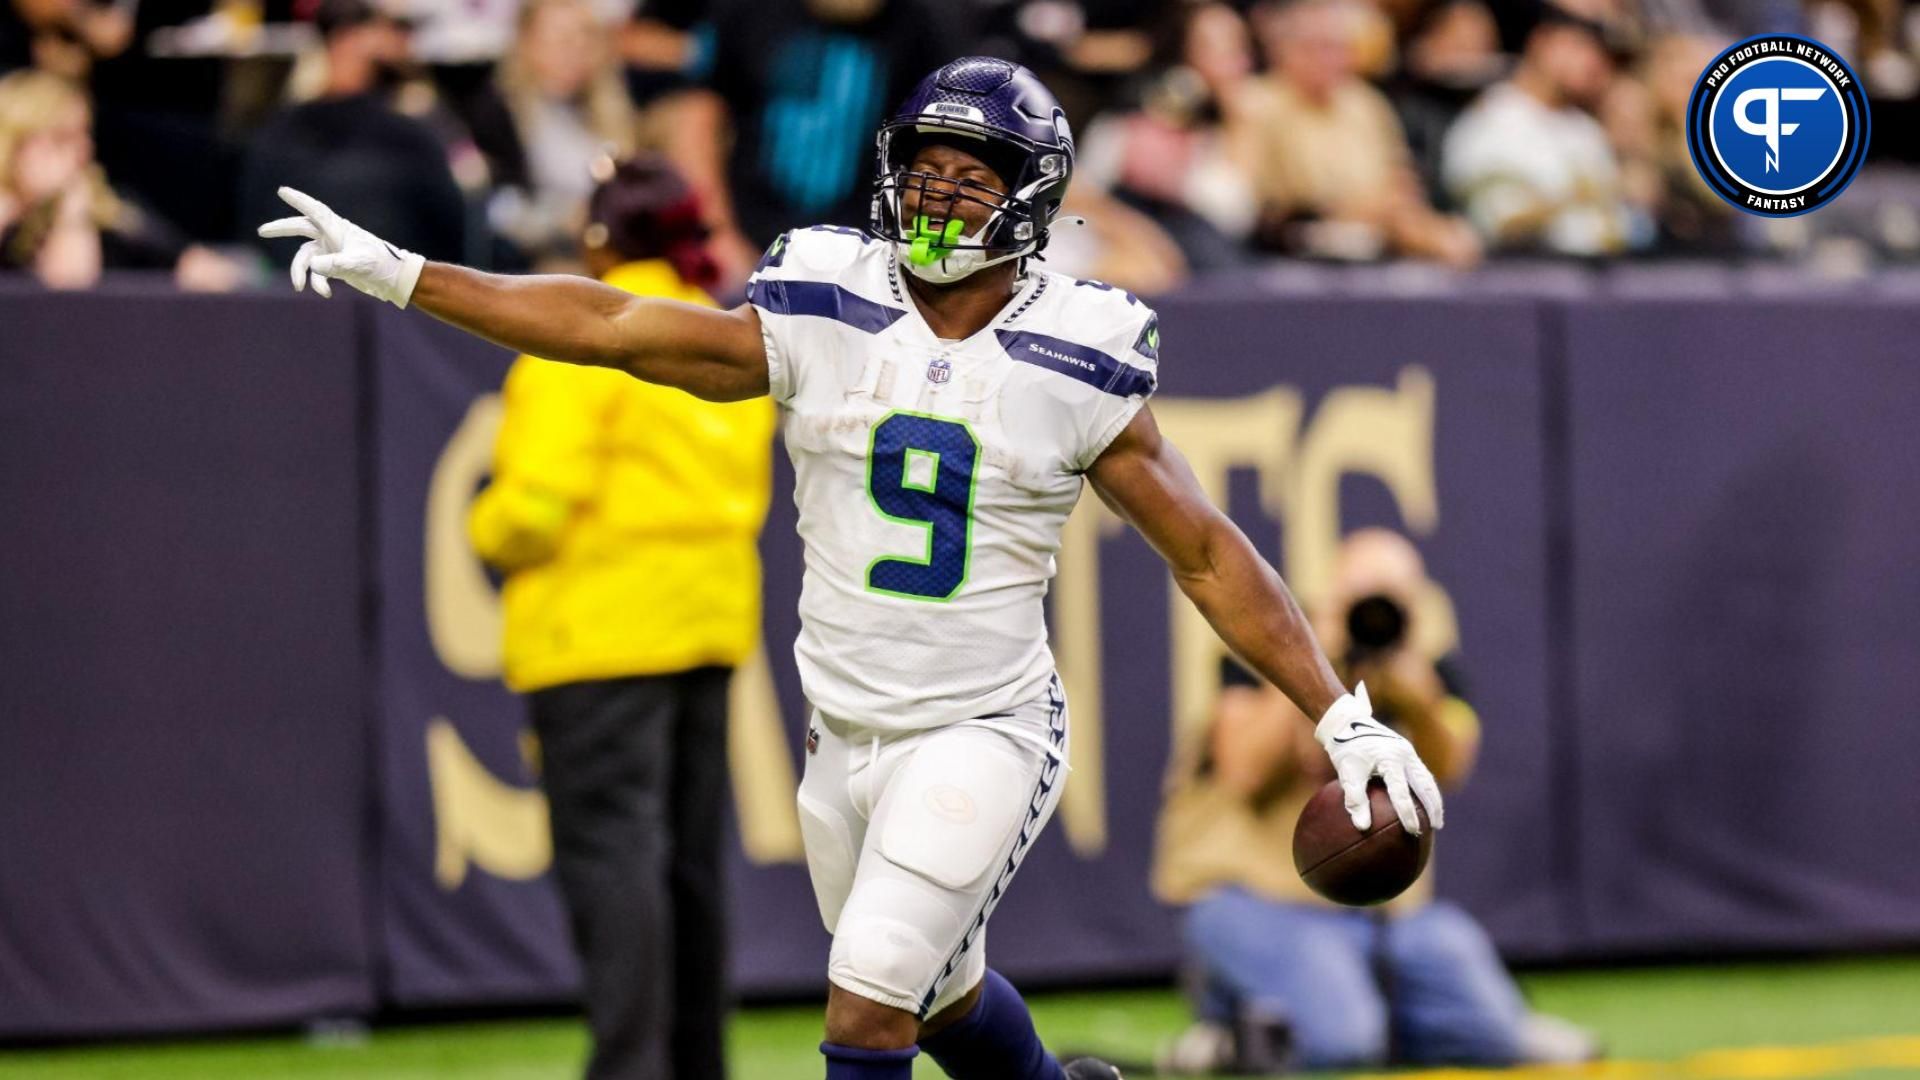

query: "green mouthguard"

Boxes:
[908, 215, 966, 266]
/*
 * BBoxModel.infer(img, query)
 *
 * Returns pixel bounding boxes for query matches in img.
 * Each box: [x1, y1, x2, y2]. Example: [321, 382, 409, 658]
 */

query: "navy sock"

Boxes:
[821, 1041, 918, 1080]
[917, 969, 1066, 1080]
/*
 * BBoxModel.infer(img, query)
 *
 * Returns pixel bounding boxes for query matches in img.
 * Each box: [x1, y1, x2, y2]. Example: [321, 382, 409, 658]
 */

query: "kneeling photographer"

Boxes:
[1151, 529, 1595, 1074]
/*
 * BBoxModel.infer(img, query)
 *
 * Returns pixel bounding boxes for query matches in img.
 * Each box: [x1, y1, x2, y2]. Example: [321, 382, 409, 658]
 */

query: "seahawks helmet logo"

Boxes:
[1133, 316, 1160, 361]
[757, 233, 789, 271]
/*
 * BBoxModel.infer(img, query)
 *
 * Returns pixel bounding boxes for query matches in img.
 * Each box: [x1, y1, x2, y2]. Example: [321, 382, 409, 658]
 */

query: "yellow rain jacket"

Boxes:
[467, 260, 777, 692]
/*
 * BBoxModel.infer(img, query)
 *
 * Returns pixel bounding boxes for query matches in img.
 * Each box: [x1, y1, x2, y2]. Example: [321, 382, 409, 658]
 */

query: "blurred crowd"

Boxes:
[4, 0, 1920, 294]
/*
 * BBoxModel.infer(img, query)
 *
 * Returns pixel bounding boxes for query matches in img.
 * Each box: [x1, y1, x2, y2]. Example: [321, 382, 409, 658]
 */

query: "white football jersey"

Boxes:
[748, 226, 1160, 730]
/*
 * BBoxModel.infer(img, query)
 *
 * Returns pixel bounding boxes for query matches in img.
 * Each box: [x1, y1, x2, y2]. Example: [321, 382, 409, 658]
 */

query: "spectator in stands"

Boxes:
[1442, 5, 1646, 257]
[1075, 1, 1262, 271]
[467, 154, 775, 1080]
[1816, 0, 1918, 98]
[1041, 185, 1190, 295]
[1387, 0, 1508, 204]
[1601, 31, 1741, 253]
[667, 0, 967, 287]
[1010, 0, 1178, 126]
[1638, 0, 1802, 38]
[0, 0, 132, 80]
[407, 0, 521, 65]
[1153, 528, 1597, 1074]
[238, 0, 466, 263]
[0, 69, 240, 288]
[1242, 0, 1481, 266]
[465, 0, 641, 268]
[1482, 0, 1637, 49]
[617, 0, 709, 106]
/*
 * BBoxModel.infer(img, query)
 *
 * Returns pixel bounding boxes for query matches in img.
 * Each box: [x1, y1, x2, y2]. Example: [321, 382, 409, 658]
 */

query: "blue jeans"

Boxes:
[1184, 888, 1526, 1069]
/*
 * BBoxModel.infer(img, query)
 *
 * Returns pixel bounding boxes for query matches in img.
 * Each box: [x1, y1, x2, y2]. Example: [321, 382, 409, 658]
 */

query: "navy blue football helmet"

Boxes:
[870, 57, 1075, 273]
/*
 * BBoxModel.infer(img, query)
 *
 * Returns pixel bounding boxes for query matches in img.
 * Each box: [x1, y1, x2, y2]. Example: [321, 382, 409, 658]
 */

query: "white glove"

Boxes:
[1315, 683, 1445, 835]
[255, 186, 424, 308]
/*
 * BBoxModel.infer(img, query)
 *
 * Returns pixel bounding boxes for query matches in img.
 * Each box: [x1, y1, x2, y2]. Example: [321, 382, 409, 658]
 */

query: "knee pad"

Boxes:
[827, 898, 950, 1013]
[828, 854, 995, 1014]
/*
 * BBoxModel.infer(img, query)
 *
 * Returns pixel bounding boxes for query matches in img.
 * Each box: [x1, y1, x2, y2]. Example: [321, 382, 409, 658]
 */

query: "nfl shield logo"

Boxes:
[926, 358, 952, 384]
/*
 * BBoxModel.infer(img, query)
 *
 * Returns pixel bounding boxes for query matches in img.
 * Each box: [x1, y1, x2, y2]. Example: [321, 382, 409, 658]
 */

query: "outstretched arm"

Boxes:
[258, 187, 768, 402]
[408, 264, 768, 401]
[1087, 405, 1443, 832]
[1086, 406, 1344, 718]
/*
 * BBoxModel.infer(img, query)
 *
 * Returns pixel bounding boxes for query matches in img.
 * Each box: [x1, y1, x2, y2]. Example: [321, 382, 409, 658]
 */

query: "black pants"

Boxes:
[530, 667, 732, 1080]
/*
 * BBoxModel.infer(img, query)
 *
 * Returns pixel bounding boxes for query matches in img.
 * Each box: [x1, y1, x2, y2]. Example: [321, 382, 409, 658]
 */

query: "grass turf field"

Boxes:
[2, 955, 1916, 1079]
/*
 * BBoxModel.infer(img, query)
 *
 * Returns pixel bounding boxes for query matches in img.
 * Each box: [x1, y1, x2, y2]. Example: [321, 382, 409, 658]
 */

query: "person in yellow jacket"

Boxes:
[467, 155, 775, 1080]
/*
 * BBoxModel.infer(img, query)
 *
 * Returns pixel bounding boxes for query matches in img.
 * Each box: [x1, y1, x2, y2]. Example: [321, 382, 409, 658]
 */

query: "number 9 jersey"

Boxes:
[748, 225, 1159, 731]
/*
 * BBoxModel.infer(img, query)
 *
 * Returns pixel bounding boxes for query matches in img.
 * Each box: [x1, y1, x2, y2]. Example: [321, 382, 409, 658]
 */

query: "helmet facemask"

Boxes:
[871, 119, 1068, 284]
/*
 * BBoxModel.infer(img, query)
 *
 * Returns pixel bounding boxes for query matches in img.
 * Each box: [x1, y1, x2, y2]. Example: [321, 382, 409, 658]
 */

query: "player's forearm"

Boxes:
[1177, 521, 1347, 723]
[409, 262, 641, 369]
[409, 263, 768, 400]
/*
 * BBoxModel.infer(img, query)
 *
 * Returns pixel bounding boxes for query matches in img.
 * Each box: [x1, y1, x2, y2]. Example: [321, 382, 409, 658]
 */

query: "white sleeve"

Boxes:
[745, 231, 800, 404]
[1072, 307, 1160, 472]
[744, 227, 896, 406]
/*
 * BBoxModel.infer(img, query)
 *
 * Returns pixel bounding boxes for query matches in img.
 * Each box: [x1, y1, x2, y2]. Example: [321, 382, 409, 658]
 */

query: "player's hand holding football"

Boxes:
[256, 186, 423, 307]
[1314, 683, 1445, 836]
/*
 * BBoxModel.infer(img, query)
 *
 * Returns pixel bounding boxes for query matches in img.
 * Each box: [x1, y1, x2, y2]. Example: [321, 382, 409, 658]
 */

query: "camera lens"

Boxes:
[1346, 594, 1408, 653]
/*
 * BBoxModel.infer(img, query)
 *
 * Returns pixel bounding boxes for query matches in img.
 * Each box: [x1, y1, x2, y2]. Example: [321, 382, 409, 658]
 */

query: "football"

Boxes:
[1292, 779, 1433, 906]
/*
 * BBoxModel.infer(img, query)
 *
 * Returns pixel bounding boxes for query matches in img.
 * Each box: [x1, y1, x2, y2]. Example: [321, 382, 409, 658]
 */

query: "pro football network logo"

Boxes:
[1686, 34, 1870, 217]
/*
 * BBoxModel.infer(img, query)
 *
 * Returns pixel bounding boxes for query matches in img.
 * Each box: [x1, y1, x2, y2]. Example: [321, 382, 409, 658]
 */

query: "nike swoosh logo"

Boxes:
[1332, 719, 1392, 743]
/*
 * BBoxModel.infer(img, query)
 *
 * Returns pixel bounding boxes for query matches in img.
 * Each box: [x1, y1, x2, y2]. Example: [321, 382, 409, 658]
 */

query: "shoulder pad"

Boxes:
[996, 271, 1160, 397]
[1047, 274, 1161, 365]
[758, 226, 881, 280]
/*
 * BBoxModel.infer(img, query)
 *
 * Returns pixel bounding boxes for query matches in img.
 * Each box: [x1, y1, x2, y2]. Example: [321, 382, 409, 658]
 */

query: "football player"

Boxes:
[259, 56, 1444, 1080]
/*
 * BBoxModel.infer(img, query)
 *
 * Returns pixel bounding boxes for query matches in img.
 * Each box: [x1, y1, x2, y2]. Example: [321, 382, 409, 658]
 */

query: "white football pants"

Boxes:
[796, 673, 1069, 1018]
